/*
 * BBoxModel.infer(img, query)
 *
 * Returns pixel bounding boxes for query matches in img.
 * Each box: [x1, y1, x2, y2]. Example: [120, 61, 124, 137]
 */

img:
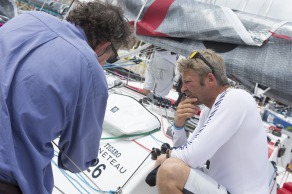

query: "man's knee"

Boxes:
[157, 158, 190, 189]
[158, 158, 181, 177]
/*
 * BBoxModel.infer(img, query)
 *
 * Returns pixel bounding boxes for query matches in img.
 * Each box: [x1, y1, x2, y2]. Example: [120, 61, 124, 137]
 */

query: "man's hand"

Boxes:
[174, 97, 200, 127]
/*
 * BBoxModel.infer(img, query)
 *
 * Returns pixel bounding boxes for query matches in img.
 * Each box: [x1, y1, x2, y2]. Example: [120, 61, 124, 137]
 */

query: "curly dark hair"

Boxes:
[66, 0, 132, 50]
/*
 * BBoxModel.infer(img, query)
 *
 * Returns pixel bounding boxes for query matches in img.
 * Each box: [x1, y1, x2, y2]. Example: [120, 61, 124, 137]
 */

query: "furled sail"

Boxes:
[120, 0, 292, 106]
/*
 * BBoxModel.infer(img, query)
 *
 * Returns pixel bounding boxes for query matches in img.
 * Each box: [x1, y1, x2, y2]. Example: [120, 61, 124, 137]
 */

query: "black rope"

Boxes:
[121, 151, 152, 189]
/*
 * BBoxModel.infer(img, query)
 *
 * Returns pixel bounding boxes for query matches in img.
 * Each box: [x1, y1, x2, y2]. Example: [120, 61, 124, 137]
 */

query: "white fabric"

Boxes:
[143, 50, 177, 97]
[103, 94, 160, 136]
[171, 88, 273, 194]
[220, 6, 257, 46]
[184, 167, 229, 194]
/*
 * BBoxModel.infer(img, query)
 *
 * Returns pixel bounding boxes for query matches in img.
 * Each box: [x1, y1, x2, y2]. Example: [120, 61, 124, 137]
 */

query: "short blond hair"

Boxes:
[178, 49, 228, 86]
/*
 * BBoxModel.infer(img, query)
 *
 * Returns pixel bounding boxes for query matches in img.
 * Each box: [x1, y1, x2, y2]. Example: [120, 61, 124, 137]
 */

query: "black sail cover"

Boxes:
[120, 0, 292, 106]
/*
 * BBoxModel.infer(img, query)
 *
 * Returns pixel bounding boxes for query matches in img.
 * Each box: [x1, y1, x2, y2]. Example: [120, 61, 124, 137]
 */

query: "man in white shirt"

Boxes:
[155, 49, 275, 194]
[142, 49, 177, 97]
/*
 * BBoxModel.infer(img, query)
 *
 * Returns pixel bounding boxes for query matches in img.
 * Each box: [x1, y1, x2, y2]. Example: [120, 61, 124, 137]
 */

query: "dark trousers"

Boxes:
[0, 180, 22, 194]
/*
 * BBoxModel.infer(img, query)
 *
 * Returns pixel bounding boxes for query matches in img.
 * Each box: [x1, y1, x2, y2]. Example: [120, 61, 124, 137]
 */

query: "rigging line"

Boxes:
[164, 106, 173, 125]
[279, 171, 287, 186]
[241, 0, 249, 12]
[103, 65, 144, 76]
[105, 70, 141, 82]
[224, 0, 228, 7]
[53, 158, 112, 193]
[127, 63, 131, 85]
[234, 0, 242, 11]
[62, 0, 76, 21]
[257, 0, 268, 16]
[121, 151, 152, 189]
[265, 0, 274, 16]
[118, 43, 152, 58]
[75, 173, 111, 193]
[269, 163, 277, 186]
[103, 62, 141, 69]
[52, 141, 104, 193]
[284, 171, 290, 185]
[60, 167, 88, 194]
[269, 175, 276, 194]
[54, 185, 65, 194]
[150, 134, 164, 144]
[134, 0, 150, 37]
[52, 159, 87, 193]
[39, 0, 49, 12]
[60, 167, 99, 194]
[132, 139, 152, 152]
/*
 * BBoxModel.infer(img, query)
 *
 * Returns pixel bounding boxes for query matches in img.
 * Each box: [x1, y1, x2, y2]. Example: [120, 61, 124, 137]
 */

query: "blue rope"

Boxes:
[75, 173, 107, 193]
[103, 63, 140, 70]
[52, 160, 86, 193]
[52, 151, 115, 193]
[150, 134, 164, 144]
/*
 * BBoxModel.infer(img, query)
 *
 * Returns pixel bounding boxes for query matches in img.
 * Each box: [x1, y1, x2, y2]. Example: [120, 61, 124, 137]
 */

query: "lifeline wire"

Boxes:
[121, 151, 152, 189]
[54, 185, 65, 194]
[53, 151, 114, 194]
[52, 141, 103, 192]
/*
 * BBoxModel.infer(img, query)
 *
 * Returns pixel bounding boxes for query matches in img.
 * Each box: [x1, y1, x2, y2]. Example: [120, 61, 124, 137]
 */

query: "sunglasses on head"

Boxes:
[190, 51, 215, 74]
[106, 44, 119, 64]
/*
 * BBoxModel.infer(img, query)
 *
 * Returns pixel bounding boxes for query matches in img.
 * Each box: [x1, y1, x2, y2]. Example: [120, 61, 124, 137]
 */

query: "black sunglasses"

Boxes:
[190, 51, 215, 74]
[107, 44, 119, 64]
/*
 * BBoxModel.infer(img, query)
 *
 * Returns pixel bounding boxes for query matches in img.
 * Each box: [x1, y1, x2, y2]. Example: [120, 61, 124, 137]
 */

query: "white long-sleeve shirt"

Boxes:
[171, 88, 273, 194]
